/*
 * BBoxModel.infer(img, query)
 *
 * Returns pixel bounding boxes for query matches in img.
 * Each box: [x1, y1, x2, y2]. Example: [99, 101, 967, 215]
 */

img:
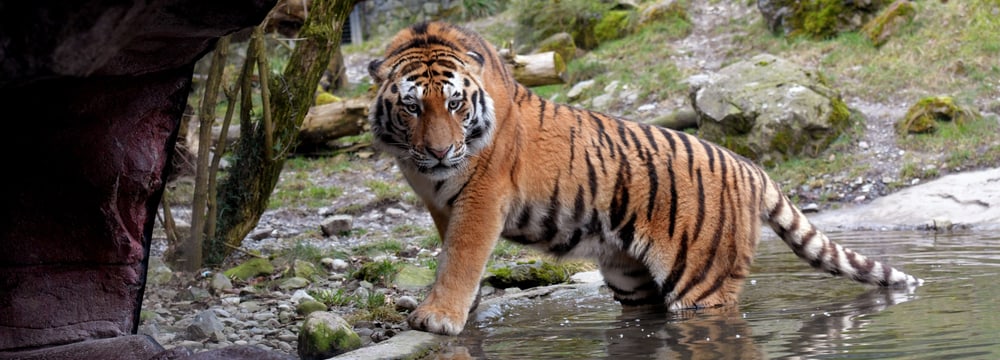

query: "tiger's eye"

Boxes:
[448, 100, 462, 111]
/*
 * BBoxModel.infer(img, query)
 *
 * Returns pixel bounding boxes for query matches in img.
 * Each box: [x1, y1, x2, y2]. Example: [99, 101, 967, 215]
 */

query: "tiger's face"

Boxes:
[368, 50, 495, 180]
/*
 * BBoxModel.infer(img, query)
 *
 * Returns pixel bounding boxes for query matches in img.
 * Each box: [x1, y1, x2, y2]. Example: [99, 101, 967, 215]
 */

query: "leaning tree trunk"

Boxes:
[209, 0, 357, 265]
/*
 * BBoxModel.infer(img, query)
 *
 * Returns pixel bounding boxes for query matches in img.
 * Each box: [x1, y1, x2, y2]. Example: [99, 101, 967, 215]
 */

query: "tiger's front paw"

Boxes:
[407, 302, 468, 336]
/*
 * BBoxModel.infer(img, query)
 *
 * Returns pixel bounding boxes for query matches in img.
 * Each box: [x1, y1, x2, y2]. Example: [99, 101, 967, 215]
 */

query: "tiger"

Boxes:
[366, 21, 922, 336]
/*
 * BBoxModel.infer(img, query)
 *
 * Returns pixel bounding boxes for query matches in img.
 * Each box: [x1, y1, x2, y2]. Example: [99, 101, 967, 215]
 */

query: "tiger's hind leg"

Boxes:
[599, 250, 665, 307]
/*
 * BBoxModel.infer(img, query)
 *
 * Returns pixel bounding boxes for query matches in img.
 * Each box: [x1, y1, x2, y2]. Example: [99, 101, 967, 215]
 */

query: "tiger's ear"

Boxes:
[368, 58, 386, 84]
[465, 51, 485, 76]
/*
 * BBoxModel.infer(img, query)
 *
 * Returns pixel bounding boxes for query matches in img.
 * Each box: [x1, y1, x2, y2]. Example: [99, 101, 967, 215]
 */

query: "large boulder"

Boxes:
[757, 0, 891, 38]
[689, 53, 852, 165]
[0, 0, 276, 357]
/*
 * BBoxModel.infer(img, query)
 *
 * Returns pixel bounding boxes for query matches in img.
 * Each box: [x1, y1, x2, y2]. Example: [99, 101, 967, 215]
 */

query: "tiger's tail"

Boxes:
[762, 179, 923, 287]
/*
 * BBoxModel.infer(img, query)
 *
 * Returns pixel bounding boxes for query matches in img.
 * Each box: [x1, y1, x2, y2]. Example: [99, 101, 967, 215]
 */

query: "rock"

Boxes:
[322, 258, 350, 272]
[535, 32, 577, 62]
[757, 0, 888, 38]
[279, 277, 310, 290]
[931, 217, 953, 231]
[147, 256, 174, 286]
[594, 10, 633, 44]
[570, 270, 604, 284]
[484, 261, 573, 289]
[333, 331, 448, 360]
[801, 203, 821, 213]
[896, 96, 977, 134]
[223, 258, 275, 281]
[291, 289, 316, 304]
[395, 295, 419, 312]
[187, 310, 224, 341]
[297, 311, 362, 360]
[248, 227, 274, 240]
[689, 53, 851, 166]
[211, 272, 233, 293]
[321, 214, 354, 236]
[638, 0, 688, 29]
[294, 259, 319, 279]
[392, 265, 436, 291]
[862, 0, 917, 47]
[296, 300, 328, 316]
[567, 79, 596, 100]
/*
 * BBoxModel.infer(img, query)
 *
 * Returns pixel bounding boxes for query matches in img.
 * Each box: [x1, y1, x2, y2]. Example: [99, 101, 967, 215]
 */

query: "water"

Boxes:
[432, 231, 1000, 359]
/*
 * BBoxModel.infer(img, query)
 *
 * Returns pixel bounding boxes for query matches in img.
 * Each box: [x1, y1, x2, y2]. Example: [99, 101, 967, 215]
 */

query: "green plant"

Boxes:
[463, 0, 506, 20]
[352, 259, 402, 286]
[365, 179, 408, 203]
[310, 288, 357, 307]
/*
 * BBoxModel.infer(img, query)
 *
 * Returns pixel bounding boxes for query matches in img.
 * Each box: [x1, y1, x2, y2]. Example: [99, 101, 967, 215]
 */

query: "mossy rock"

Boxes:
[484, 260, 577, 289]
[896, 96, 977, 134]
[759, 0, 890, 39]
[638, 0, 688, 28]
[297, 311, 362, 360]
[594, 10, 634, 44]
[861, 0, 917, 47]
[691, 54, 852, 164]
[352, 259, 401, 287]
[296, 300, 329, 316]
[535, 32, 577, 63]
[223, 257, 275, 281]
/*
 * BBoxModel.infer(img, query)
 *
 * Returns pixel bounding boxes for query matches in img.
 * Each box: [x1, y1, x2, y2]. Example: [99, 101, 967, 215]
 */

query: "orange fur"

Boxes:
[367, 21, 921, 336]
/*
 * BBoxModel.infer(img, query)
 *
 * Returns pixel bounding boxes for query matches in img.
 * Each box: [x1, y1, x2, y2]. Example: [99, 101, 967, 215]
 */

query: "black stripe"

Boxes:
[619, 214, 638, 252]
[585, 150, 598, 199]
[662, 232, 689, 294]
[609, 146, 632, 230]
[412, 22, 429, 34]
[573, 185, 586, 223]
[667, 157, 678, 239]
[678, 133, 695, 178]
[701, 139, 716, 173]
[616, 120, 631, 149]
[538, 98, 547, 127]
[542, 182, 561, 241]
[550, 229, 583, 255]
[434, 181, 445, 193]
[641, 123, 660, 153]
[644, 144, 659, 222]
[680, 169, 726, 300]
[516, 205, 533, 229]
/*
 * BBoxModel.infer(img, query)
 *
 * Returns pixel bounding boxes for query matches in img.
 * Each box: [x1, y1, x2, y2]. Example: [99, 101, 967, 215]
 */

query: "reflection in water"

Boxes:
[429, 231, 1000, 359]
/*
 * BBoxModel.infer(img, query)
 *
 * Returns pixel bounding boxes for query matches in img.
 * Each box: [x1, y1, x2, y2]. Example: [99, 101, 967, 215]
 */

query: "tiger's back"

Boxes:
[367, 21, 921, 336]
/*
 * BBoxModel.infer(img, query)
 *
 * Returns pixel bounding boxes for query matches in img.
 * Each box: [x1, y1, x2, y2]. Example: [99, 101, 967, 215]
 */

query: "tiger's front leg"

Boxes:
[408, 201, 504, 335]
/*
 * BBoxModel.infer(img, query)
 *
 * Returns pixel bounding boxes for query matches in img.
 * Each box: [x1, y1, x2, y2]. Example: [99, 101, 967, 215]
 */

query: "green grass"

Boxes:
[269, 178, 343, 209]
[353, 239, 405, 257]
[365, 179, 411, 203]
[897, 115, 1000, 174]
[352, 259, 402, 287]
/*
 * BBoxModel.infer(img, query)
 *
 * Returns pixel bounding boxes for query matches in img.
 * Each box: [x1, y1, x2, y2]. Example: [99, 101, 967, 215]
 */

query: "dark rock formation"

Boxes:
[0, 0, 275, 358]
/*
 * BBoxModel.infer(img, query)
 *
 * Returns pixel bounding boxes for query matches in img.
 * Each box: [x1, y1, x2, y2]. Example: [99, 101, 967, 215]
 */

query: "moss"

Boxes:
[594, 10, 634, 44]
[352, 259, 401, 286]
[536, 32, 577, 63]
[638, 0, 688, 28]
[315, 91, 341, 105]
[485, 260, 575, 289]
[223, 257, 275, 281]
[301, 319, 361, 356]
[861, 0, 917, 47]
[789, 0, 846, 39]
[297, 300, 329, 316]
[896, 96, 976, 134]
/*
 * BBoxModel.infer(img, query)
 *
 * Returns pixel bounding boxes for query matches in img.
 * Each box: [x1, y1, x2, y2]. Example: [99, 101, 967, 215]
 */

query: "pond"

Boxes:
[432, 231, 1000, 359]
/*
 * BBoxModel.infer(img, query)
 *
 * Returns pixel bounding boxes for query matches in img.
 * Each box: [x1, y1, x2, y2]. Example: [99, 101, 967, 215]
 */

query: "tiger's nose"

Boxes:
[427, 145, 453, 160]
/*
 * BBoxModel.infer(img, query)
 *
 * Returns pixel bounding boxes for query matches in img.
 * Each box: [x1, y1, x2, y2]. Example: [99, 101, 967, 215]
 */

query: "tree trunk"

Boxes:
[209, 0, 358, 265]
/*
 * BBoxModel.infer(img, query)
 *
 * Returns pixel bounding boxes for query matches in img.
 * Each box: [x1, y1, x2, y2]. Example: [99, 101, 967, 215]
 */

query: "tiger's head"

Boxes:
[368, 23, 497, 180]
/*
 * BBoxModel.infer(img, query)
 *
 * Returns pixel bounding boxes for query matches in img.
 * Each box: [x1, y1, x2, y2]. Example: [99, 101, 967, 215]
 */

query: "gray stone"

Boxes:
[394, 295, 419, 311]
[332, 330, 448, 360]
[321, 215, 354, 236]
[567, 79, 595, 100]
[147, 256, 173, 286]
[690, 53, 850, 165]
[187, 310, 224, 341]
[211, 272, 233, 292]
[279, 277, 310, 290]
[392, 265, 435, 291]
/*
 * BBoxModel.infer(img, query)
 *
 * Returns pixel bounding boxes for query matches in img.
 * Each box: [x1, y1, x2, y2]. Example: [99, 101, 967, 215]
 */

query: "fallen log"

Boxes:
[296, 97, 370, 154]
[499, 49, 566, 87]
